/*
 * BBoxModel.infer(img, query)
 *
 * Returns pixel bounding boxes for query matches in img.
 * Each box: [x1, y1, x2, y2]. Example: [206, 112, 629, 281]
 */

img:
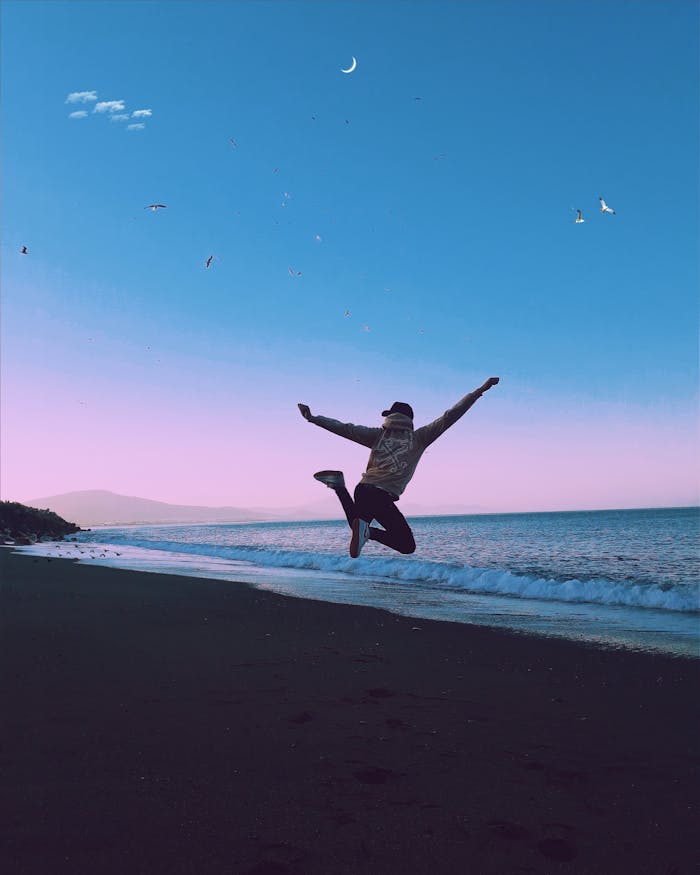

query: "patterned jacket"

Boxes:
[309, 389, 484, 498]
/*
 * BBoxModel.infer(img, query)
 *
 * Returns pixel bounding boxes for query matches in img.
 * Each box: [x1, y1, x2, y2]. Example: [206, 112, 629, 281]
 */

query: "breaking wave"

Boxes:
[63, 536, 699, 614]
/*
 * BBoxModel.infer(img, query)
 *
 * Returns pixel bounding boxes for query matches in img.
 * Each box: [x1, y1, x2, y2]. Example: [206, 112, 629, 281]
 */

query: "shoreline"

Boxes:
[16, 537, 700, 660]
[1, 548, 698, 874]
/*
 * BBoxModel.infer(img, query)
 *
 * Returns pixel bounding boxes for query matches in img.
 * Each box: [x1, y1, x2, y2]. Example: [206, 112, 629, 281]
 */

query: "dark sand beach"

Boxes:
[1, 547, 698, 874]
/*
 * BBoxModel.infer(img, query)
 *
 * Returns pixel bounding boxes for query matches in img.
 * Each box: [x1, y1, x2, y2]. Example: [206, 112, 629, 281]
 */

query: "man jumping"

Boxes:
[297, 376, 499, 558]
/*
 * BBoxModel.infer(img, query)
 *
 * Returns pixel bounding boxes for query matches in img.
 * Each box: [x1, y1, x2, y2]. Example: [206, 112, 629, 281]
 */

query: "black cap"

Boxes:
[381, 401, 414, 419]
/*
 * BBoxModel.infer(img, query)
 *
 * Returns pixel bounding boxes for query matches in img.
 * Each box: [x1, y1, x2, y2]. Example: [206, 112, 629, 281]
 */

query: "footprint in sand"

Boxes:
[537, 837, 578, 861]
[385, 717, 410, 729]
[365, 687, 396, 698]
[483, 821, 578, 862]
[353, 766, 395, 785]
[245, 841, 307, 875]
[288, 711, 313, 724]
[485, 820, 531, 841]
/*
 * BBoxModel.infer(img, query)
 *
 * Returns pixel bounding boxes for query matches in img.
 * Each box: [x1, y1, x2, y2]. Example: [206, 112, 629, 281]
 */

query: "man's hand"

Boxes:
[297, 403, 312, 421]
[480, 377, 500, 393]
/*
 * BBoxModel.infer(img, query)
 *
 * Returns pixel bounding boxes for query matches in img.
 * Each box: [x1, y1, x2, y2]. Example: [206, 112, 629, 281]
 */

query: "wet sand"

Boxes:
[1, 547, 698, 874]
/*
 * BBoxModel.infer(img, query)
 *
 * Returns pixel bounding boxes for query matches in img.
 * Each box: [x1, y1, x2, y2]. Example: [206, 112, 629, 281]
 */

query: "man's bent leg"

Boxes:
[369, 502, 416, 554]
[354, 484, 416, 554]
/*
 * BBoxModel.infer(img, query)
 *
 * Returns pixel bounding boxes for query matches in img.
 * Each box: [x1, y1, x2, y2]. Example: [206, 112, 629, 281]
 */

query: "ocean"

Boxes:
[20, 506, 699, 658]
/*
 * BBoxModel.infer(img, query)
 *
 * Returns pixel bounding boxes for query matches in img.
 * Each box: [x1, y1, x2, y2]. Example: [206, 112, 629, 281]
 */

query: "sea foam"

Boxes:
[25, 537, 698, 614]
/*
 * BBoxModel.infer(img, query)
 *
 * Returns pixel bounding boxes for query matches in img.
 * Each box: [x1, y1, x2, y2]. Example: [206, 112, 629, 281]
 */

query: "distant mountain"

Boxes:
[23, 490, 280, 527]
[22, 489, 491, 528]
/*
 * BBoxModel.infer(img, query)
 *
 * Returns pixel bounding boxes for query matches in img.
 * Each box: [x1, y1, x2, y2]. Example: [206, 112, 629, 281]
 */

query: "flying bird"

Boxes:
[20, 245, 28, 255]
[599, 197, 616, 215]
[145, 204, 167, 211]
[344, 309, 351, 317]
[575, 209, 585, 224]
[229, 138, 237, 148]
[205, 255, 214, 269]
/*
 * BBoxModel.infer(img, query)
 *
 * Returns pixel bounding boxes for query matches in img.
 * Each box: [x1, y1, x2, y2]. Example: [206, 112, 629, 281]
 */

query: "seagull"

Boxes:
[344, 309, 351, 317]
[205, 255, 214, 269]
[288, 267, 302, 277]
[229, 138, 237, 148]
[575, 209, 585, 224]
[599, 197, 616, 215]
[145, 204, 167, 211]
[20, 245, 28, 254]
[362, 325, 371, 332]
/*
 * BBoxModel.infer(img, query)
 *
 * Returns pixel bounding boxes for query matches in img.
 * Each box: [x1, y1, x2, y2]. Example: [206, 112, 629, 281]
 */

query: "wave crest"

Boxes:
[79, 537, 699, 614]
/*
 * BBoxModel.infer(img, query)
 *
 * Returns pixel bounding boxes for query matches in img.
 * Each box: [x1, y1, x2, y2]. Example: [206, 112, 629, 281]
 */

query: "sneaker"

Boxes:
[313, 470, 345, 490]
[349, 518, 370, 558]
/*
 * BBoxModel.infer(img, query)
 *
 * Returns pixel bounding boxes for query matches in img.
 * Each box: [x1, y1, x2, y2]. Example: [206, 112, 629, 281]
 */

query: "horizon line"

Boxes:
[57, 504, 700, 531]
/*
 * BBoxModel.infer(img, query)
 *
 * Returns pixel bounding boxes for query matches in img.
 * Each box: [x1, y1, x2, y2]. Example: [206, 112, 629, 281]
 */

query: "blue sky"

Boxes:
[1, 0, 697, 511]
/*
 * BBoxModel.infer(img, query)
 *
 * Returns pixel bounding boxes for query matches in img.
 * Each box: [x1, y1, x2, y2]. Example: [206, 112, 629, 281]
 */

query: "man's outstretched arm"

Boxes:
[297, 403, 380, 448]
[416, 377, 500, 447]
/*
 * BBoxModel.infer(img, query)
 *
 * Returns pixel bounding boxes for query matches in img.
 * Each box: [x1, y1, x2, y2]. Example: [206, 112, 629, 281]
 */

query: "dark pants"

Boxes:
[335, 483, 416, 555]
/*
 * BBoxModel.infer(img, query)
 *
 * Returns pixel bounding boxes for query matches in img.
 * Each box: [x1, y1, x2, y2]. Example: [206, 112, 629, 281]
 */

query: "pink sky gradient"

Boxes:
[3, 368, 697, 513]
[2, 273, 696, 515]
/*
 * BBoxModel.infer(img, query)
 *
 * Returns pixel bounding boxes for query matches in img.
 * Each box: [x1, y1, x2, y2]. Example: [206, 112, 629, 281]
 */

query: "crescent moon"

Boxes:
[341, 56, 357, 74]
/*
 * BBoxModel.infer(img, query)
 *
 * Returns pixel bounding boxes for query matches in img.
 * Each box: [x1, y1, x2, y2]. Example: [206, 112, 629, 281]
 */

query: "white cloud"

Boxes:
[94, 100, 126, 114]
[66, 90, 97, 104]
[131, 109, 152, 118]
[110, 113, 129, 122]
[68, 110, 88, 119]
[127, 123, 145, 131]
